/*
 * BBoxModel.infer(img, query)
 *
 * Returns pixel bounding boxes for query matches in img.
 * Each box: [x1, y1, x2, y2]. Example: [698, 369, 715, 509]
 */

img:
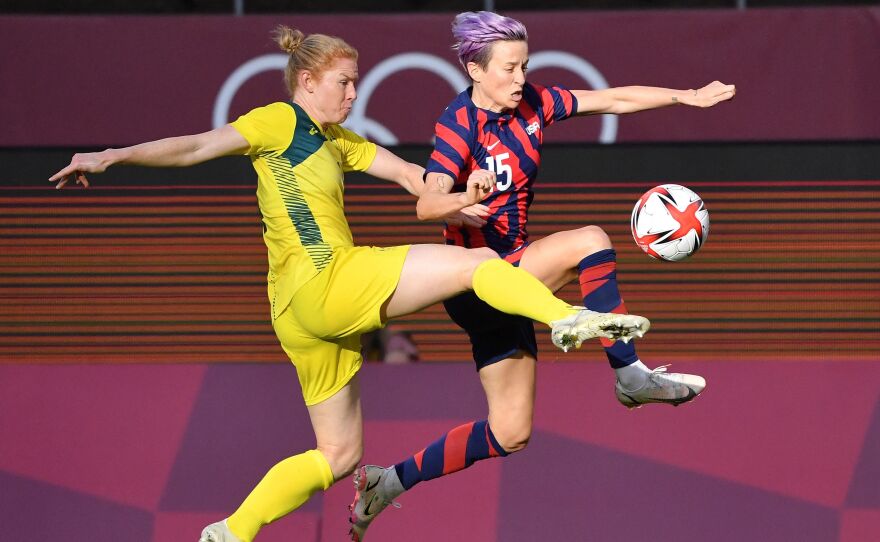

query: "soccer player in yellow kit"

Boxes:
[49, 26, 649, 542]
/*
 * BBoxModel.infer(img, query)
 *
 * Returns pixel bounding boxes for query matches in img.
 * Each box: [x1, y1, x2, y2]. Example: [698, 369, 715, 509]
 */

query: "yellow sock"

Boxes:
[471, 258, 575, 325]
[226, 449, 334, 542]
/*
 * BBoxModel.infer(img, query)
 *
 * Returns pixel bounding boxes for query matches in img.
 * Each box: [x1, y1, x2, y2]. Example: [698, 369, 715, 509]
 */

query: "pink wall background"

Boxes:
[2, 361, 879, 541]
[2, 8, 880, 147]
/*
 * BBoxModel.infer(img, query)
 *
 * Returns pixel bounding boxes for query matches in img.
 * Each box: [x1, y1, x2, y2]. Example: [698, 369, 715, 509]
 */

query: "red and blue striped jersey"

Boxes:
[426, 82, 578, 254]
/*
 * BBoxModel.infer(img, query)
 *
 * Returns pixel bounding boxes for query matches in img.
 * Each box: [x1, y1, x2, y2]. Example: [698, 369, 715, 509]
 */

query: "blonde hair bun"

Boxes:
[274, 25, 304, 55]
[271, 26, 358, 98]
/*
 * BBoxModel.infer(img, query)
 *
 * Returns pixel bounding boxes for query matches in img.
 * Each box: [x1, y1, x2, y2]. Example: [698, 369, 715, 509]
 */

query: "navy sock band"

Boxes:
[577, 249, 639, 368]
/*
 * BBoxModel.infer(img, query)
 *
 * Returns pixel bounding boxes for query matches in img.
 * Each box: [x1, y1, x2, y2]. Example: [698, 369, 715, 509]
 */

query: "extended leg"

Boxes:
[202, 378, 363, 542]
[520, 226, 706, 408]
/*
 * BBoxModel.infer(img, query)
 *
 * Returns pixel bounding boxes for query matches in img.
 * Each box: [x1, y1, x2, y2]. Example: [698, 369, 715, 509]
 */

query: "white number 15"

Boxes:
[485, 152, 512, 191]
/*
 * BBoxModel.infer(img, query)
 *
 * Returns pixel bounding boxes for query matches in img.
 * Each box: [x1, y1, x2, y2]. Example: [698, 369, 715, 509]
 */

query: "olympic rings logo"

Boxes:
[212, 51, 617, 145]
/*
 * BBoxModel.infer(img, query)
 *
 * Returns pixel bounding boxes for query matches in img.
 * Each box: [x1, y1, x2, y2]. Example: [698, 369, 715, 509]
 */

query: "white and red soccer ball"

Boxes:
[631, 184, 710, 262]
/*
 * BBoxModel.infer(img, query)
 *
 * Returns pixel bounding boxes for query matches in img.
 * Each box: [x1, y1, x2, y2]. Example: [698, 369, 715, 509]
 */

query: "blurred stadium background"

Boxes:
[1, 2, 879, 541]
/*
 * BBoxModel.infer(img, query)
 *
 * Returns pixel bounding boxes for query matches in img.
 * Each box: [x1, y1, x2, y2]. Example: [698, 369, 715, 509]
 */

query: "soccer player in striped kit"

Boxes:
[51, 25, 652, 542]
[349, 11, 735, 540]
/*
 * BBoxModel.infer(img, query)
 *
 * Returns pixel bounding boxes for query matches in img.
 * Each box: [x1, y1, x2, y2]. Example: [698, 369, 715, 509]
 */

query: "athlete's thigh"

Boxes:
[479, 351, 537, 430]
[519, 226, 611, 292]
[384, 244, 497, 319]
[292, 245, 409, 340]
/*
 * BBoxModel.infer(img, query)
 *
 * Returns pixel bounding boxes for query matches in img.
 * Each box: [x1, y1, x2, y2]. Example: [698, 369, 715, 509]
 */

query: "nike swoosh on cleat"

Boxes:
[671, 386, 699, 405]
[362, 497, 378, 516]
[657, 386, 699, 405]
[365, 479, 380, 492]
[622, 385, 699, 406]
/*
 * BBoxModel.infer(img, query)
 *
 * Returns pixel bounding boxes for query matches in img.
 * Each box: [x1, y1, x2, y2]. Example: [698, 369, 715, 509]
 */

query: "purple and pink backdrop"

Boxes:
[2, 7, 880, 147]
[2, 362, 880, 541]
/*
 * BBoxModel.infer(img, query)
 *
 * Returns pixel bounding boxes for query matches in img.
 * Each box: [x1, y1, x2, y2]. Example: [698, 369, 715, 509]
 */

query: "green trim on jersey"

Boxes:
[265, 155, 333, 272]
[267, 102, 333, 272]
[286, 103, 326, 168]
[230, 100, 378, 319]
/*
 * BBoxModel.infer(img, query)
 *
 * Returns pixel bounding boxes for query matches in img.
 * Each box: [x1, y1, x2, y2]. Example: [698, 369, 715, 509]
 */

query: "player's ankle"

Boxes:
[615, 359, 650, 390]
[383, 467, 405, 499]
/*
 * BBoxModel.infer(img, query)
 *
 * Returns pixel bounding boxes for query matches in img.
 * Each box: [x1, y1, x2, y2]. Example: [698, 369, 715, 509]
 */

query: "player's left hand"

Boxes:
[681, 81, 736, 108]
[49, 151, 113, 189]
[464, 169, 496, 205]
[446, 203, 491, 227]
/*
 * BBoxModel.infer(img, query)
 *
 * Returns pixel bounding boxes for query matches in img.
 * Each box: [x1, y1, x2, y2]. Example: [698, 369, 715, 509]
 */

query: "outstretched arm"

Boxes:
[49, 125, 250, 188]
[573, 80, 736, 115]
[366, 146, 491, 227]
[365, 145, 427, 197]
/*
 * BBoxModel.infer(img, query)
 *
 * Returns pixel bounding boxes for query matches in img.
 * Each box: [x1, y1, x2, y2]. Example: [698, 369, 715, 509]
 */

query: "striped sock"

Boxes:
[393, 420, 508, 491]
[578, 249, 639, 369]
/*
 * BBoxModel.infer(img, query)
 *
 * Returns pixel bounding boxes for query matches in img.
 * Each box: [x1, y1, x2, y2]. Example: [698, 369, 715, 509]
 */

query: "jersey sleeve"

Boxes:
[528, 82, 579, 126]
[425, 107, 472, 181]
[229, 102, 296, 156]
[330, 125, 378, 172]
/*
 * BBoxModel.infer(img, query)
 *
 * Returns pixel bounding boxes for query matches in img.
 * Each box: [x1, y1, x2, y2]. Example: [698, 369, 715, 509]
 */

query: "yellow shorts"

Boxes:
[272, 245, 411, 405]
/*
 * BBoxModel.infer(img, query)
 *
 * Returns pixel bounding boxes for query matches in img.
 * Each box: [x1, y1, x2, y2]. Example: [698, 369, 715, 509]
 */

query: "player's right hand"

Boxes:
[464, 169, 495, 204]
[49, 151, 112, 189]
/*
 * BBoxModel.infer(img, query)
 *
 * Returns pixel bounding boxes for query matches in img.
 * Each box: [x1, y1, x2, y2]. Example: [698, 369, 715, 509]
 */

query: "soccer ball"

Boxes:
[631, 184, 710, 261]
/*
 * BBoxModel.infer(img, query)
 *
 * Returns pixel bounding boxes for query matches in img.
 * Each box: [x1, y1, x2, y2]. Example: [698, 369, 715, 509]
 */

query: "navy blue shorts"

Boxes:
[443, 245, 537, 370]
[443, 292, 537, 370]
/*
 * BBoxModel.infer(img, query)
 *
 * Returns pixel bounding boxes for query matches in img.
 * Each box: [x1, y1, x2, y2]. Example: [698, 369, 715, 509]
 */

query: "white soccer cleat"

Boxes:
[199, 520, 241, 542]
[550, 307, 650, 352]
[348, 465, 401, 542]
[615, 365, 706, 408]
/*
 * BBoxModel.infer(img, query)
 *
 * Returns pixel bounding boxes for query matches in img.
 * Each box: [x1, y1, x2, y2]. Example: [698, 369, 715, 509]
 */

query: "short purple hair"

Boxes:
[451, 11, 528, 71]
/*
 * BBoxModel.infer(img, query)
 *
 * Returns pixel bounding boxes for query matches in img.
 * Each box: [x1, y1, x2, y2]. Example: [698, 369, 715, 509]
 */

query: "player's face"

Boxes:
[312, 56, 359, 125]
[469, 40, 528, 113]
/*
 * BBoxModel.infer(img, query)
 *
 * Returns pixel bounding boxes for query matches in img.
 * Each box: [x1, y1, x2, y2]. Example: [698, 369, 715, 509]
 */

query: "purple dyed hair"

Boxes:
[451, 11, 528, 71]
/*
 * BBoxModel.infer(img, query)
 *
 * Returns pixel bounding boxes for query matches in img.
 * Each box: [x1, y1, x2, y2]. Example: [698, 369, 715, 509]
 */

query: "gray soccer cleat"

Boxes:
[199, 520, 241, 542]
[348, 465, 401, 541]
[550, 307, 650, 352]
[615, 365, 706, 408]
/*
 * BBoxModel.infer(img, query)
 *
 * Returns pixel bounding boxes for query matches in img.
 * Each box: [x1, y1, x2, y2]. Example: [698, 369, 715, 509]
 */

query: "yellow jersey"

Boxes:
[231, 101, 377, 319]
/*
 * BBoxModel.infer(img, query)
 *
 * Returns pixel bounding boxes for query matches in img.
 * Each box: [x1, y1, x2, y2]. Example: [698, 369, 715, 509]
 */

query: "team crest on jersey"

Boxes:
[525, 121, 540, 135]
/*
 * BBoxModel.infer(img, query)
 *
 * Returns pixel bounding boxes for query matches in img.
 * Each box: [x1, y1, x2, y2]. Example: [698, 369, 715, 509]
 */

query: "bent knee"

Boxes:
[491, 423, 532, 454]
[317, 443, 363, 480]
[575, 225, 612, 254]
[497, 433, 531, 454]
[459, 247, 501, 289]
[469, 247, 500, 265]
